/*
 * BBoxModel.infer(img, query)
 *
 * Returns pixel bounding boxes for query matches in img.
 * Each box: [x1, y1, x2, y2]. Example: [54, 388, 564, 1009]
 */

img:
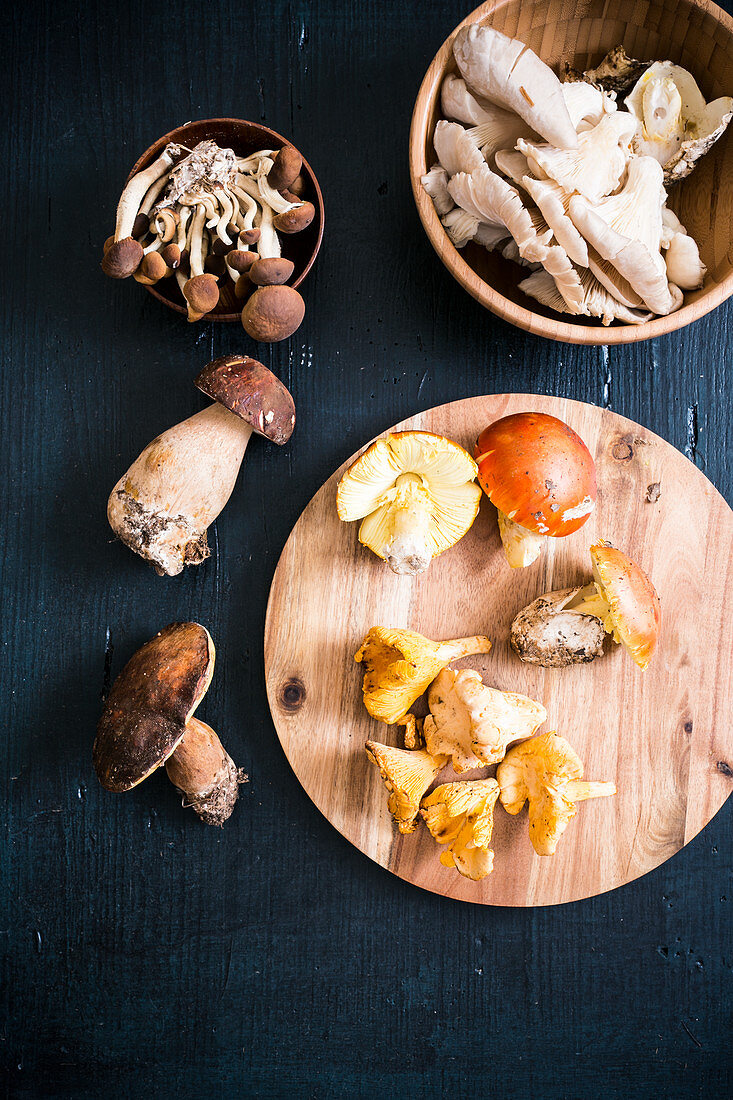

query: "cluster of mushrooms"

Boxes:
[102, 139, 314, 340]
[336, 412, 661, 879]
[422, 25, 732, 324]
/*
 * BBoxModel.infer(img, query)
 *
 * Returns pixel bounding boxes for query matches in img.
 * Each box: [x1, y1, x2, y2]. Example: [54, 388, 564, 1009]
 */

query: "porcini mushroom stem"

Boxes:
[107, 402, 254, 576]
[165, 716, 248, 826]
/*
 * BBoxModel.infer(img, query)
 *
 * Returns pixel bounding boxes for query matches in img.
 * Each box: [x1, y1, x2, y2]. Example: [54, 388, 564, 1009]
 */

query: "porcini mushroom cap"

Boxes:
[590, 542, 661, 669]
[93, 622, 213, 793]
[474, 412, 596, 537]
[194, 354, 296, 445]
[241, 285, 305, 342]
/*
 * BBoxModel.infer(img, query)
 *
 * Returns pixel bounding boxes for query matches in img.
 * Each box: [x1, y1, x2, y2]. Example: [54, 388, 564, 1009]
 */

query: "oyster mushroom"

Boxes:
[474, 412, 597, 568]
[511, 542, 661, 670]
[452, 24, 578, 149]
[560, 81, 617, 130]
[93, 622, 247, 825]
[336, 431, 482, 575]
[107, 355, 295, 576]
[421, 778, 500, 880]
[421, 164, 453, 217]
[433, 119, 486, 176]
[365, 742, 447, 834]
[441, 207, 480, 247]
[101, 143, 180, 278]
[421, 667, 547, 771]
[661, 209, 707, 289]
[497, 731, 616, 856]
[518, 268, 653, 325]
[626, 61, 733, 182]
[354, 627, 492, 725]
[521, 175, 589, 267]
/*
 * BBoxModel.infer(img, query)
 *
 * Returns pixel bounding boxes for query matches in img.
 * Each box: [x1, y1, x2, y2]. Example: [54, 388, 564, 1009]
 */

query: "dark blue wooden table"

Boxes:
[3, 1, 731, 1096]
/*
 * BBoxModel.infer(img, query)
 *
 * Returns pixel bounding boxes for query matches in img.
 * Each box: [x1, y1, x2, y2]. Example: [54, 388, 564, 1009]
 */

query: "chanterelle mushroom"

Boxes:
[497, 731, 616, 856]
[365, 741, 447, 833]
[93, 622, 247, 825]
[422, 667, 547, 770]
[452, 24, 578, 149]
[421, 778, 500, 880]
[354, 627, 492, 725]
[108, 355, 295, 576]
[511, 542, 661, 670]
[336, 431, 482, 575]
[474, 412, 597, 568]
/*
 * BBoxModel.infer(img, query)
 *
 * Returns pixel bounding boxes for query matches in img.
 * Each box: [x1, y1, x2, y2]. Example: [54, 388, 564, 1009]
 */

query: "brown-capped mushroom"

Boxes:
[267, 145, 303, 191]
[107, 354, 295, 576]
[101, 143, 180, 278]
[249, 257, 295, 285]
[273, 202, 315, 234]
[241, 284, 305, 342]
[182, 202, 219, 321]
[93, 622, 247, 825]
[134, 251, 169, 285]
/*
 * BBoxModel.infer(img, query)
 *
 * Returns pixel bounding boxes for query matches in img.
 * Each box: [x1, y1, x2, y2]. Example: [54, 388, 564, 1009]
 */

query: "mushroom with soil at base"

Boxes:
[107, 355, 295, 576]
[474, 412, 597, 568]
[101, 143, 181, 278]
[510, 541, 661, 670]
[93, 622, 247, 825]
[336, 431, 482, 575]
[496, 731, 616, 856]
[355, 627, 492, 725]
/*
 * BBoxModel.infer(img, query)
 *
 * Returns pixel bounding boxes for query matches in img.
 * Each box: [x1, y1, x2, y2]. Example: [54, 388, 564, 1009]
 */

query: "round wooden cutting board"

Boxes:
[265, 395, 733, 906]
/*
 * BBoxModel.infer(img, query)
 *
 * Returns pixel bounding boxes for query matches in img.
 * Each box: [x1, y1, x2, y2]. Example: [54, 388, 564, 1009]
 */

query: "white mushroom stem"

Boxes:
[381, 474, 433, 575]
[497, 511, 546, 568]
[237, 150, 276, 172]
[139, 172, 172, 217]
[114, 145, 179, 242]
[179, 193, 218, 220]
[142, 233, 164, 256]
[232, 185, 259, 232]
[257, 200, 281, 259]
[236, 171, 299, 217]
[175, 205, 191, 252]
[107, 403, 254, 577]
[215, 190, 234, 243]
[188, 204, 207, 277]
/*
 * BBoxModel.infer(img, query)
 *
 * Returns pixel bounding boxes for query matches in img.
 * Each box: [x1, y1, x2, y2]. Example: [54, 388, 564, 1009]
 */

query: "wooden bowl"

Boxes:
[409, 0, 733, 344]
[124, 118, 324, 322]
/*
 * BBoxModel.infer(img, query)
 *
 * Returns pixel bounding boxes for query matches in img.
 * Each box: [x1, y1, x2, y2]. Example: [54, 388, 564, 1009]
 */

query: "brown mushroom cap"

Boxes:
[242, 285, 305, 341]
[227, 249, 258, 273]
[183, 273, 219, 318]
[286, 174, 306, 198]
[132, 212, 150, 238]
[591, 543, 661, 669]
[239, 228, 261, 246]
[249, 257, 295, 286]
[267, 145, 303, 191]
[273, 202, 315, 234]
[194, 354, 296, 444]
[160, 243, 181, 269]
[101, 236, 144, 279]
[137, 251, 168, 284]
[93, 622, 214, 793]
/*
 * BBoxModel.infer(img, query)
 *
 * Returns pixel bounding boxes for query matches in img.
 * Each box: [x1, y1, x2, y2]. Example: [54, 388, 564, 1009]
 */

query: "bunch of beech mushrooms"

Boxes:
[102, 140, 314, 340]
[422, 26, 732, 324]
[336, 413, 662, 879]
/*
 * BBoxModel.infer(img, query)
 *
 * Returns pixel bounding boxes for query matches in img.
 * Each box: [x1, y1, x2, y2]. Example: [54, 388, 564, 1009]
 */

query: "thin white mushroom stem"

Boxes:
[257, 200, 281, 259]
[178, 193, 218, 221]
[107, 402, 254, 577]
[254, 160, 302, 215]
[175, 205, 191, 252]
[139, 172, 172, 217]
[236, 150, 276, 172]
[188, 204, 207, 277]
[213, 190, 234, 243]
[232, 184, 259, 231]
[142, 233, 164, 256]
[114, 144, 179, 242]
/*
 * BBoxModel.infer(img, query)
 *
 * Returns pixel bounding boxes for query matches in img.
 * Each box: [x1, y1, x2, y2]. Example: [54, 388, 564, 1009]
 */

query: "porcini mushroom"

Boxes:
[421, 778, 500, 879]
[336, 431, 482, 575]
[93, 622, 247, 825]
[474, 412, 597, 568]
[355, 627, 492, 725]
[510, 542, 661, 669]
[107, 354, 295, 576]
[101, 143, 180, 278]
[497, 731, 616, 856]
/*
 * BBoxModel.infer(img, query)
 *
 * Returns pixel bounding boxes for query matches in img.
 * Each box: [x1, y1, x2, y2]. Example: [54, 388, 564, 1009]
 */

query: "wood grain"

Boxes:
[266, 394, 733, 905]
[409, 0, 733, 344]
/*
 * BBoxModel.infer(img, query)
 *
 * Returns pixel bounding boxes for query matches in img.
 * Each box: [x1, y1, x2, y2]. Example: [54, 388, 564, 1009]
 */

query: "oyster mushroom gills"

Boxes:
[421, 779, 500, 880]
[101, 139, 313, 339]
[108, 355, 295, 576]
[497, 731, 616, 856]
[511, 541, 661, 670]
[474, 412, 596, 568]
[336, 431, 482, 575]
[354, 627, 492, 725]
[93, 622, 247, 826]
[422, 27, 732, 324]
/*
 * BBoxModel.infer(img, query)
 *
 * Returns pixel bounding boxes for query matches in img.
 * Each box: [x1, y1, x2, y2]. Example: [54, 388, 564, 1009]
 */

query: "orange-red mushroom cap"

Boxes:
[474, 412, 596, 537]
[591, 542, 661, 669]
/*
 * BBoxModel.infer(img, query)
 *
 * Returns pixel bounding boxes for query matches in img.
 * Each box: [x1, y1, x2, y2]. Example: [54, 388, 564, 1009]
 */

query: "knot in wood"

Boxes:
[612, 439, 634, 462]
[280, 677, 306, 712]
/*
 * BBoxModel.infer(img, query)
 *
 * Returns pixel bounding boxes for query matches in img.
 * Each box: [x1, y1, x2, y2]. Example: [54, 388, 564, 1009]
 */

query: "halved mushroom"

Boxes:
[474, 412, 597, 567]
[93, 622, 247, 825]
[517, 112, 637, 204]
[452, 23, 578, 149]
[626, 61, 733, 182]
[108, 355, 295, 576]
[336, 431, 482, 575]
[365, 741, 447, 834]
[511, 542, 661, 669]
[421, 778, 500, 880]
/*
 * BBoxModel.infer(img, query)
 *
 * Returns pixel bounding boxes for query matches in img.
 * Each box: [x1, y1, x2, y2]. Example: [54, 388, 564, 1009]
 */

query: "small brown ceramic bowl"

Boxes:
[410, 0, 733, 345]
[124, 118, 324, 322]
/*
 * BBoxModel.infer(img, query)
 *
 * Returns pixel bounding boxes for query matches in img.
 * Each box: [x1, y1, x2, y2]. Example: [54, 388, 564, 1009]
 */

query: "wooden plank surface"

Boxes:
[265, 394, 733, 905]
[2, 0, 733, 1096]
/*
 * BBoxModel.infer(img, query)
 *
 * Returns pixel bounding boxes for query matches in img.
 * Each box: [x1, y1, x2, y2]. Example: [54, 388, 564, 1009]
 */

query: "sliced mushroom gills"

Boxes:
[422, 26, 730, 325]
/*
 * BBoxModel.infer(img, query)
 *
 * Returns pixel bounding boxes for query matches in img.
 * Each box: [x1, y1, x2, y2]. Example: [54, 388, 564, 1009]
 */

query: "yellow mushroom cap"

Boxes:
[497, 731, 615, 856]
[354, 626, 492, 725]
[421, 778, 500, 880]
[590, 542, 661, 670]
[365, 741, 446, 833]
[337, 431, 481, 575]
